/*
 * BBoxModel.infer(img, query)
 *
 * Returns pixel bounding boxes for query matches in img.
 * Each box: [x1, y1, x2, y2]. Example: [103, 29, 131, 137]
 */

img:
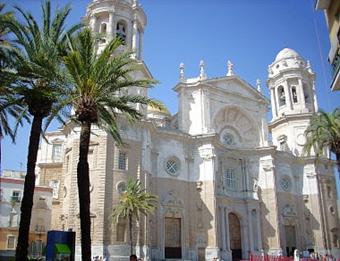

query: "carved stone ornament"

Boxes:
[282, 204, 296, 217]
[201, 153, 215, 161]
[164, 208, 181, 218]
[162, 190, 183, 208]
[262, 164, 274, 172]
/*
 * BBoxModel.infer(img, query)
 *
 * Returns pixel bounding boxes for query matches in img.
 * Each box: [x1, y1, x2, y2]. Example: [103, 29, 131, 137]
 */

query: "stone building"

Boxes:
[0, 170, 53, 259]
[315, 0, 340, 91]
[36, 0, 340, 260]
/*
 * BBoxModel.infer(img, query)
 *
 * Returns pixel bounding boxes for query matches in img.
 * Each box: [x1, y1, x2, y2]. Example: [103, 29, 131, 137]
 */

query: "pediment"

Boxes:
[205, 76, 268, 103]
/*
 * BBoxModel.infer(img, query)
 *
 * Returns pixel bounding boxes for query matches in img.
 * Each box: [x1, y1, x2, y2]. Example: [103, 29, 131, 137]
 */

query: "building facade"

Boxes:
[315, 0, 340, 91]
[0, 170, 53, 259]
[36, 0, 340, 260]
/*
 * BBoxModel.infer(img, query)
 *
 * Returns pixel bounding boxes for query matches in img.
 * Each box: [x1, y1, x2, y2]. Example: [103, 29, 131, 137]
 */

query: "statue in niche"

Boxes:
[279, 87, 286, 105]
[292, 87, 298, 103]
[116, 22, 126, 43]
[252, 177, 259, 192]
[196, 201, 204, 230]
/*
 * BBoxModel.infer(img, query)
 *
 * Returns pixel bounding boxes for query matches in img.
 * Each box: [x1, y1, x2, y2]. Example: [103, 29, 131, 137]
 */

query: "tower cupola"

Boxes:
[86, 0, 146, 59]
[267, 48, 318, 121]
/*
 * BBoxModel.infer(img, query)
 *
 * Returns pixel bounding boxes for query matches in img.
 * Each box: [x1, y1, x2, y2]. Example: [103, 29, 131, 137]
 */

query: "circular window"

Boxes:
[280, 177, 291, 192]
[165, 157, 180, 176]
[296, 133, 306, 146]
[223, 133, 234, 145]
[117, 181, 127, 194]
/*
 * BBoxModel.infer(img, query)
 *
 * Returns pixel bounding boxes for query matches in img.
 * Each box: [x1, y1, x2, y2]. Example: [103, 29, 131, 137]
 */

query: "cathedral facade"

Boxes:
[36, 0, 340, 260]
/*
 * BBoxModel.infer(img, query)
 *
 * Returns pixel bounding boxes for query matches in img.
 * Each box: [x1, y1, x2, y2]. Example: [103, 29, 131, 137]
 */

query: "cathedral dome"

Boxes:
[275, 48, 300, 61]
[147, 104, 170, 116]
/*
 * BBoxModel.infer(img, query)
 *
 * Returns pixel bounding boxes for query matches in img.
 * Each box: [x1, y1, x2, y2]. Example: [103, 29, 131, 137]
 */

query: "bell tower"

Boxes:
[86, 0, 146, 59]
[267, 48, 318, 156]
[85, 0, 152, 115]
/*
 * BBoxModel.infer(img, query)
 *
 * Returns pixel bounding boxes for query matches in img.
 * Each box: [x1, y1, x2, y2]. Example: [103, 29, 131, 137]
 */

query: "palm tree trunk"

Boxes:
[0, 135, 2, 174]
[336, 152, 340, 179]
[16, 115, 43, 261]
[129, 213, 133, 255]
[77, 121, 92, 261]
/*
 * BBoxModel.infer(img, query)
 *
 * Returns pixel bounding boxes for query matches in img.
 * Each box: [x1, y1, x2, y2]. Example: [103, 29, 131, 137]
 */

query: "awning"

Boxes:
[55, 243, 71, 254]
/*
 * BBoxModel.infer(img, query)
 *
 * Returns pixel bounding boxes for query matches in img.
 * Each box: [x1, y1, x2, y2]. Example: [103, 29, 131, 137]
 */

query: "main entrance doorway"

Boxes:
[229, 213, 242, 261]
[284, 225, 296, 257]
[165, 217, 182, 259]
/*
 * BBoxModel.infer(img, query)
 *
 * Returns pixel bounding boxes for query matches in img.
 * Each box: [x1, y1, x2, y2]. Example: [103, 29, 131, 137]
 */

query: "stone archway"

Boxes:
[161, 190, 184, 259]
[228, 213, 242, 261]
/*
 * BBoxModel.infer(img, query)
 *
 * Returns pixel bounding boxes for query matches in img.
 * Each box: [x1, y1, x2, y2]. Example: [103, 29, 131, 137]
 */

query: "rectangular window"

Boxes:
[11, 191, 21, 202]
[225, 169, 236, 190]
[52, 144, 62, 162]
[88, 149, 94, 169]
[31, 240, 43, 257]
[49, 180, 60, 199]
[116, 223, 126, 242]
[66, 155, 70, 173]
[118, 151, 127, 171]
[7, 235, 16, 249]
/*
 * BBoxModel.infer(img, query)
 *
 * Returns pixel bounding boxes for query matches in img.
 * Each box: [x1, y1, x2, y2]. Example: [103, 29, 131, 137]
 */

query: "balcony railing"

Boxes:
[11, 196, 21, 203]
[331, 53, 340, 90]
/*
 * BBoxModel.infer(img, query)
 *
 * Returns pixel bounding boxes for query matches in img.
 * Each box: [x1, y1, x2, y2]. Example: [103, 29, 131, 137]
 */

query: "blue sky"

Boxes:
[2, 0, 340, 171]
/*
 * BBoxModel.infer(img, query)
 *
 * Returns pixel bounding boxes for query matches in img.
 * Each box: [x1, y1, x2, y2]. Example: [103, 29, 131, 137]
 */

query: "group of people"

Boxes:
[130, 254, 143, 261]
[92, 255, 143, 261]
[91, 254, 142, 261]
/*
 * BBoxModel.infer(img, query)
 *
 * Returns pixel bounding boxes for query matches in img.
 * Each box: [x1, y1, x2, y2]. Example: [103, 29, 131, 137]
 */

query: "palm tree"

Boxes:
[62, 28, 161, 260]
[303, 108, 340, 175]
[0, 3, 28, 173]
[5, 2, 80, 259]
[112, 178, 157, 255]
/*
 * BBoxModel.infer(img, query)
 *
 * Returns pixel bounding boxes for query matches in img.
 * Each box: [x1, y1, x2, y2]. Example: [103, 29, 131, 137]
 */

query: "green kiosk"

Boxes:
[46, 230, 75, 261]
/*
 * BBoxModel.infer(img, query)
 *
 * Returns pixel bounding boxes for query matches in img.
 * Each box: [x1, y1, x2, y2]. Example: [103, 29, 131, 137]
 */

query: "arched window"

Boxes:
[303, 83, 310, 103]
[99, 23, 107, 34]
[291, 86, 297, 103]
[116, 20, 127, 44]
[278, 86, 285, 106]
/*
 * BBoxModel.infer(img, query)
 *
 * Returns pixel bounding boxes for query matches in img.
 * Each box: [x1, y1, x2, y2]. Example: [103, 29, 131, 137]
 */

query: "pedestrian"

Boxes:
[130, 254, 138, 261]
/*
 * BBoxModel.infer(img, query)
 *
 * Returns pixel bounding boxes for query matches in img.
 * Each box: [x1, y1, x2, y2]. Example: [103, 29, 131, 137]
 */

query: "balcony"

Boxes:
[11, 196, 21, 203]
[331, 53, 340, 91]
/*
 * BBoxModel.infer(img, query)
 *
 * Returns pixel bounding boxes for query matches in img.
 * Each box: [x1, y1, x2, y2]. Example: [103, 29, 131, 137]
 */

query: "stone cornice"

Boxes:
[267, 69, 315, 85]
[268, 112, 314, 130]
[37, 162, 63, 168]
[174, 75, 269, 105]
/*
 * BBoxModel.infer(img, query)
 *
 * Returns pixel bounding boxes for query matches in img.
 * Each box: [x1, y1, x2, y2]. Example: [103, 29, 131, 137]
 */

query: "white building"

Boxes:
[0, 170, 53, 259]
[36, 0, 340, 260]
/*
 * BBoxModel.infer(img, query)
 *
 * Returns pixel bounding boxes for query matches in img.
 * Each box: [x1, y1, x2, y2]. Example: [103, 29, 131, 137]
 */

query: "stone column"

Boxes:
[220, 206, 226, 251]
[297, 79, 306, 109]
[247, 206, 254, 253]
[270, 88, 277, 119]
[139, 30, 144, 59]
[283, 81, 293, 110]
[108, 11, 114, 41]
[89, 15, 97, 31]
[225, 208, 230, 251]
[131, 14, 138, 59]
[112, 17, 117, 39]
[312, 81, 318, 112]
[256, 209, 262, 250]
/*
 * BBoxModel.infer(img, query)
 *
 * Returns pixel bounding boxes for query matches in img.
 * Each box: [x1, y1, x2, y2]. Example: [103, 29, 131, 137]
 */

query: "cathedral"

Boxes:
[36, 0, 340, 260]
